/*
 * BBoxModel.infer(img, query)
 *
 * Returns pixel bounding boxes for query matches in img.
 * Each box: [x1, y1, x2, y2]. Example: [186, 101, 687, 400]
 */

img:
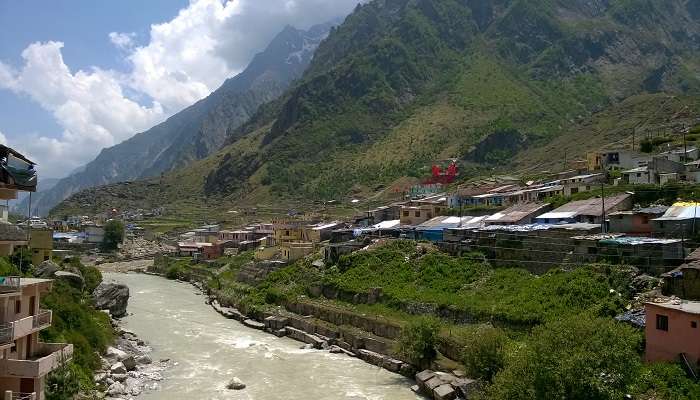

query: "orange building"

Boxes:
[645, 301, 700, 365]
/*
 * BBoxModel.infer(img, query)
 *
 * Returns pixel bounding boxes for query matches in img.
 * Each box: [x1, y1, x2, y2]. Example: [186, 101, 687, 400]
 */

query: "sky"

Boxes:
[0, 0, 360, 179]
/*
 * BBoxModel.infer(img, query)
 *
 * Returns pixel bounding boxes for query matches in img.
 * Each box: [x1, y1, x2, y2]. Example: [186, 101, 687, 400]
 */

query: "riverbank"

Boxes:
[102, 272, 422, 400]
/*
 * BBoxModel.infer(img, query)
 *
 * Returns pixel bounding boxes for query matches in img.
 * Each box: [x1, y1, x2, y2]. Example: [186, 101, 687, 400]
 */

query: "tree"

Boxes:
[460, 324, 508, 382]
[101, 220, 125, 252]
[395, 316, 440, 369]
[488, 315, 642, 400]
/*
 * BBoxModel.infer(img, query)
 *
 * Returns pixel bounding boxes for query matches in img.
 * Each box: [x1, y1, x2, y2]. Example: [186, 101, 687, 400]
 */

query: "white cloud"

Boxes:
[0, 0, 360, 178]
[109, 32, 136, 50]
[0, 131, 7, 145]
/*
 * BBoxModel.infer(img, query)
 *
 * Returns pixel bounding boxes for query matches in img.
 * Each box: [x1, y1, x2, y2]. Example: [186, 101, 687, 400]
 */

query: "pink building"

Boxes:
[0, 278, 73, 399]
[645, 301, 700, 366]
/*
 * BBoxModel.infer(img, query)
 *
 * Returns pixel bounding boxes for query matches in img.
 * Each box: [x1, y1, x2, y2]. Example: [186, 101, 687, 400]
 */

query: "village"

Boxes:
[5, 142, 694, 382]
[5, 139, 700, 398]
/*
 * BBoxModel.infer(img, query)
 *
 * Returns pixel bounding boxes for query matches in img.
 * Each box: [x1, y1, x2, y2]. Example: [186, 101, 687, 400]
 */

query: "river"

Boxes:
[104, 272, 421, 400]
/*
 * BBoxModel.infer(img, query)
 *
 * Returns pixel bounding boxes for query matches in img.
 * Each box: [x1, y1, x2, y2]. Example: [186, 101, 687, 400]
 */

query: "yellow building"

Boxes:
[272, 223, 304, 244]
[280, 242, 314, 263]
[29, 229, 53, 266]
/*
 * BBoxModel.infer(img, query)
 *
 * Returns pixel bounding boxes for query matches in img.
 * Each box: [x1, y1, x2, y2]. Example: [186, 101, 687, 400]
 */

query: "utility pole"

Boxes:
[600, 180, 606, 234]
[683, 125, 688, 163]
[632, 127, 635, 152]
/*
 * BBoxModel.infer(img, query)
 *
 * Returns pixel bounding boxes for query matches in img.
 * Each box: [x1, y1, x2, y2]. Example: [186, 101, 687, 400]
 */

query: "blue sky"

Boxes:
[0, 0, 187, 148]
[0, 0, 360, 178]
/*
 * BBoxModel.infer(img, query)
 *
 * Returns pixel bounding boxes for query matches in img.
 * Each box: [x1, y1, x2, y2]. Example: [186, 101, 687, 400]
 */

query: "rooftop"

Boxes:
[653, 202, 700, 221]
[646, 300, 700, 314]
[540, 194, 631, 218]
[486, 202, 551, 224]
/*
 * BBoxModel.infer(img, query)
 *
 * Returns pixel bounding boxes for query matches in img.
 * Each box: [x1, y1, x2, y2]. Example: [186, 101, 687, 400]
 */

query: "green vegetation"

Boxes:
[395, 316, 441, 369]
[488, 315, 642, 399]
[101, 220, 125, 252]
[459, 325, 508, 382]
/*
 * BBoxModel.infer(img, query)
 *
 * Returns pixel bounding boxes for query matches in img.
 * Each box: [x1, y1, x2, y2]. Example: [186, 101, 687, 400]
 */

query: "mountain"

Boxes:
[23, 22, 335, 216]
[10, 177, 59, 217]
[53, 0, 700, 217]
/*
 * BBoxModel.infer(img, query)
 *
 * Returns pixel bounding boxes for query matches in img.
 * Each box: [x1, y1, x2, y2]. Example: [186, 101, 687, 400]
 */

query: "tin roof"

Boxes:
[653, 202, 700, 221]
[485, 202, 550, 224]
[646, 300, 700, 315]
[542, 194, 631, 218]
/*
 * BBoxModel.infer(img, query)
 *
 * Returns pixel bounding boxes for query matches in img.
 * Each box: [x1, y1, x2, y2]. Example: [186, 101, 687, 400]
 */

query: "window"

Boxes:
[415, 211, 421, 218]
[656, 314, 669, 331]
[403, 211, 409, 217]
[692, 321, 698, 329]
[14, 300, 20, 314]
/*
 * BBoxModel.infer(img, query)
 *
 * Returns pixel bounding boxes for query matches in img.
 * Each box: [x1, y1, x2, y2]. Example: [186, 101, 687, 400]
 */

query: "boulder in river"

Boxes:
[110, 362, 127, 375]
[227, 377, 246, 390]
[93, 282, 130, 318]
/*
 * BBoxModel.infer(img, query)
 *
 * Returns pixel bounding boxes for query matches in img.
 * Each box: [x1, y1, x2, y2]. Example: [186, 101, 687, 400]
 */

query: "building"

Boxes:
[272, 221, 305, 245]
[608, 206, 669, 235]
[83, 225, 105, 244]
[28, 230, 52, 267]
[485, 203, 551, 226]
[560, 173, 605, 197]
[303, 222, 342, 243]
[0, 146, 37, 257]
[400, 205, 438, 226]
[587, 150, 650, 171]
[621, 167, 651, 185]
[651, 202, 700, 237]
[534, 194, 632, 225]
[280, 242, 314, 262]
[0, 277, 73, 399]
[645, 300, 700, 365]
[659, 147, 699, 163]
[414, 216, 487, 242]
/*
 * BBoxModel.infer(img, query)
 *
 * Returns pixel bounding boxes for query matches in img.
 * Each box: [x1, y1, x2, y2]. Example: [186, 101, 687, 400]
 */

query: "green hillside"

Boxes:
[53, 0, 700, 218]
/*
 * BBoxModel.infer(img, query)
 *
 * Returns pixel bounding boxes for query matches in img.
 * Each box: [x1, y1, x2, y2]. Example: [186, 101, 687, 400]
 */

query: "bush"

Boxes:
[459, 325, 508, 382]
[395, 316, 441, 368]
[488, 315, 642, 399]
[631, 363, 700, 400]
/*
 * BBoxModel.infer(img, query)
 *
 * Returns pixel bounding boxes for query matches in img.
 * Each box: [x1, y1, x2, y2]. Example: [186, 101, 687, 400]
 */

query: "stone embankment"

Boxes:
[205, 291, 474, 399]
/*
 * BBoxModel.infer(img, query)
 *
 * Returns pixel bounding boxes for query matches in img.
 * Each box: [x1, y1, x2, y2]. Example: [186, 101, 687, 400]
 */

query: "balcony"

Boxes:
[31, 311, 51, 330]
[0, 277, 20, 294]
[3, 392, 36, 400]
[0, 323, 12, 345]
[0, 343, 73, 378]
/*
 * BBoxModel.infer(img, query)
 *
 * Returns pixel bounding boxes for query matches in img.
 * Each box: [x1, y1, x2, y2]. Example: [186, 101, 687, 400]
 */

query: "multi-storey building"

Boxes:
[0, 277, 73, 399]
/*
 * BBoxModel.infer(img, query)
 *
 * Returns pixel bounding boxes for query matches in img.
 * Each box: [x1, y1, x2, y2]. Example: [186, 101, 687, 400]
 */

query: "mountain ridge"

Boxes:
[52, 0, 700, 218]
[22, 21, 336, 216]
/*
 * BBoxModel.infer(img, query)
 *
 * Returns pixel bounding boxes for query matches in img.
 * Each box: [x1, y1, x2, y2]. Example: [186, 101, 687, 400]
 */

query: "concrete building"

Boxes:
[83, 225, 104, 244]
[28, 230, 52, 267]
[645, 300, 700, 366]
[0, 146, 37, 257]
[651, 202, 700, 237]
[608, 206, 669, 235]
[0, 278, 73, 399]
[303, 222, 342, 243]
[280, 242, 314, 263]
[622, 167, 651, 185]
[400, 205, 438, 226]
[587, 150, 650, 171]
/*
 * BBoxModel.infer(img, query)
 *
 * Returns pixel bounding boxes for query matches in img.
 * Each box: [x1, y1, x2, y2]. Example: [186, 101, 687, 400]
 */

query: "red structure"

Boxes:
[426, 161, 458, 185]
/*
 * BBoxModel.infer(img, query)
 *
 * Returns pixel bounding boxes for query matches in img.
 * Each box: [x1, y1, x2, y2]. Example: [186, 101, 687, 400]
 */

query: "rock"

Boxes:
[93, 282, 130, 318]
[416, 370, 436, 389]
[243, 319, 265, 330]
[227, 377, 246, 390]
[34, 260, 60, 278]
[453, 378, 480, 399]
[106, 346, 127, 360]
[122, 355, 137, 371]
[55, 270, 85, 288]
[452, 370, 466, 378]
[410, 385, 420, 394]
[434, 384, 457, 400]
[424, 376, 443, 392]
[107, 382, 126, 396]
[328, 345, 344, 354]
[110, 362, 127, 375]
[94, 372, 108, 383]
[381, 357, 403, 373]
[136, 355, 152, 364]
[111, 373, 128, 383]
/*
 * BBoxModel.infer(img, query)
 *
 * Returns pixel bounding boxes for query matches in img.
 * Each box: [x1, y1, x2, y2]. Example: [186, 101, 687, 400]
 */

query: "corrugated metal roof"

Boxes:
[485, 203, 550, 223]
[654, 202, 700, 221]
[545, 194, 631, 217]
